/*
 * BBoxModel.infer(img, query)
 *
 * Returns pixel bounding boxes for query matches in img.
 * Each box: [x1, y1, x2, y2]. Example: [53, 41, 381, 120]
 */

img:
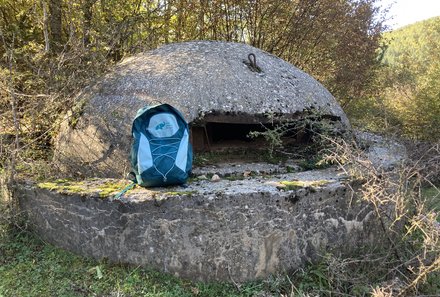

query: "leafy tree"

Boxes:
[381, 17, 440, 140]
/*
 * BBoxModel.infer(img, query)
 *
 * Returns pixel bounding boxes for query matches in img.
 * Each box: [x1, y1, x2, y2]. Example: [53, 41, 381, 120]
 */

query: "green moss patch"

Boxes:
[279, 179, 330, 191]
[37, 179, 133, 198]
[37, 180, 85, 193]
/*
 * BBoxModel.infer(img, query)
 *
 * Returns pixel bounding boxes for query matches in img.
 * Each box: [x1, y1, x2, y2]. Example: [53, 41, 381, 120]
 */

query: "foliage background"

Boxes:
[1, 0, 439, 296]
[0, 0, 385, 170]
[347, 16, 440, 140]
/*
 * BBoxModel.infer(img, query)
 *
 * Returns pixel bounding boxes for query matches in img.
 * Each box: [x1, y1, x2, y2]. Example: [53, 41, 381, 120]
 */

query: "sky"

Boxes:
[380, 0, 440, 29]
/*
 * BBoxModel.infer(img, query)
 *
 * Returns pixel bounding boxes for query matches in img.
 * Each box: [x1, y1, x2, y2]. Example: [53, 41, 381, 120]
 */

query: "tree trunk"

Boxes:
[83, 0, 96, 47]
[49, 0, 62, 51]
[198, 0, 207, 39]
[41, 0, 50, 52]
[163, 0, 172, 43]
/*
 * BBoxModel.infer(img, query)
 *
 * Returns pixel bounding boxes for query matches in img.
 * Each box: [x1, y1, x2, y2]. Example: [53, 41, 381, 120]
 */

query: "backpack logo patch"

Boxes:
[155, 121, 172, 131]
[148, 113, 179, 138]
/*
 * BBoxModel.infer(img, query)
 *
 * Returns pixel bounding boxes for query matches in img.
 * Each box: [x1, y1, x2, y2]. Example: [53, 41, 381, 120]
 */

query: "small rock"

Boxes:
[243, 171, 251, 177]
[211, 174, 221, 182]
[198, 175, 208, 180]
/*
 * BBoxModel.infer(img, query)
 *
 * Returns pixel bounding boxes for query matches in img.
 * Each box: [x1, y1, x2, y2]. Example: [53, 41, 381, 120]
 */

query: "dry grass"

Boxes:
[320, 135, 440, 296]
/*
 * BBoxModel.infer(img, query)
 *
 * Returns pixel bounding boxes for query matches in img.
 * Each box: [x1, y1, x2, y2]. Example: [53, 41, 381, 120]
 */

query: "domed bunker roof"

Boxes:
[55, 41, 350, 177]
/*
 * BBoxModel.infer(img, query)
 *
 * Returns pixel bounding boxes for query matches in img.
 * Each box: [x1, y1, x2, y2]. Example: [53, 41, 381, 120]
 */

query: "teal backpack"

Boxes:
[130, 104, 192, 187]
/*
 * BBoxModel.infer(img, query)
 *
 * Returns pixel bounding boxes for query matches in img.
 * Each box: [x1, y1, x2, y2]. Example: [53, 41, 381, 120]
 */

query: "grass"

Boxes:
[0, 227, 267, 297]
[422, 186, 440, 215]
[2, 220, 420, 297]
[0, 219, 397, 297]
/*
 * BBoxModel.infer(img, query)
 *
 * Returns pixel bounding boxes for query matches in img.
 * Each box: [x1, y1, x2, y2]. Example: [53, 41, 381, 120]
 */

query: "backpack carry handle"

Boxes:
[149, 99, 163, 106]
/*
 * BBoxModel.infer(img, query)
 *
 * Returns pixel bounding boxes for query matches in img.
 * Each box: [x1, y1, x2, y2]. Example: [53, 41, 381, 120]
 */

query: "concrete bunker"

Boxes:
[14, 41, 398, 283]
[54, 41, 350, 177]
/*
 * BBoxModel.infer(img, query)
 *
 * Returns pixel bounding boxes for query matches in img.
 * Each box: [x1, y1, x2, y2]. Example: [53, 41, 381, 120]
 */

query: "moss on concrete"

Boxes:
[38, 180, 84, 193]
[37, 179, 133, 198]
[280, 179, 330, 191]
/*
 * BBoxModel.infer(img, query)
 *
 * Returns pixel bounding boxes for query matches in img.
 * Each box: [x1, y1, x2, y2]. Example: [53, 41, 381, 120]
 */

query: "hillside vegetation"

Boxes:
[349, 16, 440, 140]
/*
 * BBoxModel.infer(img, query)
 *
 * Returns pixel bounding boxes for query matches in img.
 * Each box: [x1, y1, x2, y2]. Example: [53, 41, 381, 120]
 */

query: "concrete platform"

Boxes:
[17, 167, 383, 282]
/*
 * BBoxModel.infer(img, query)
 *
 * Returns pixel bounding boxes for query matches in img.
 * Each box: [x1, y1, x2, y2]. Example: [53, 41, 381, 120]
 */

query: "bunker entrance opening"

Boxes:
[190, 114, 314, 152]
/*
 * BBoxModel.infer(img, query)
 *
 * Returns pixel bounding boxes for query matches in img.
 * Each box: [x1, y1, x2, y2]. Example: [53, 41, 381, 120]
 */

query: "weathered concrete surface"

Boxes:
[191, 162, 301, 178]
[54, 41, 350, 178]
[355, 131, 407, 170]
[18, 168, 384, 282]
